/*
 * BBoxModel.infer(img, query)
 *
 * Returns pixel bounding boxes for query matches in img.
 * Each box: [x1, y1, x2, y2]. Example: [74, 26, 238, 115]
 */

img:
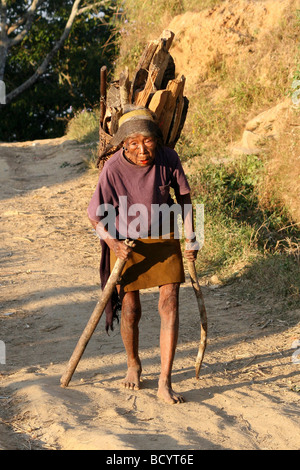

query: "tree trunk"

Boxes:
[1, 0, 83, 103]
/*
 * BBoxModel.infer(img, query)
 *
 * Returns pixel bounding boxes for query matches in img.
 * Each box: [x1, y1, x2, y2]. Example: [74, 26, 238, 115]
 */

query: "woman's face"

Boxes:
[124, 134, 157, 166]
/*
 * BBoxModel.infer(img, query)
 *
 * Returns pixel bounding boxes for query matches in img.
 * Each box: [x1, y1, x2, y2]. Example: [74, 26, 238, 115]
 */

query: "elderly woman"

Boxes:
[87, 106, 198, 404]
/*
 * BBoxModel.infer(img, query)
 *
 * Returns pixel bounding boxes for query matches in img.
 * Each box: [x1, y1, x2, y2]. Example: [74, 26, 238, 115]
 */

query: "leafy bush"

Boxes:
[185, 153, 299, 305]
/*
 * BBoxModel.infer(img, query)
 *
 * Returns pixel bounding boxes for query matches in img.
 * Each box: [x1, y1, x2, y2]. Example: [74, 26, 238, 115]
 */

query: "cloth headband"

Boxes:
[97, 107, 164, 167]
[109, 108, 163, 147]
[118, 109, 155, 127]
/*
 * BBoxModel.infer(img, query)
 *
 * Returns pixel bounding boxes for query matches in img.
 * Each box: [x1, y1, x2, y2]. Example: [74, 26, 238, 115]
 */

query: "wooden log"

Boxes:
[104, 82, 122, 135]
[131, 40, 159, 102]
[152, 50, 171, 91]
[160, 75, 186, 143]
[119, 67, 130, 111]
[161, 54, 176, 90]
[151, 31, 175, 90]
[107, 81, 121, 109]
[135, 32, 175, 107]
[159, 29, 175, 52]
[135, 67, 159, 106]
[172, 96, 189, 147]
[136, 39, 159, 70]
[148, 89, 170, 121]
[98, 126, 112, 159]
[168, 93, 185, 146]
[99, 66, 107, 128]
[130, 68, 148, 102]
[102, 107, 111, 135]
[130, 31, 174, 103]
[110, 107, 121, 135]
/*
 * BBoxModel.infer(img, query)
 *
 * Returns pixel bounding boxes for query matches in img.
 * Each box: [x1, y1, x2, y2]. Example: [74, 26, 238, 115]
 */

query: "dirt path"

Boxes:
[0, 138, 299, 450]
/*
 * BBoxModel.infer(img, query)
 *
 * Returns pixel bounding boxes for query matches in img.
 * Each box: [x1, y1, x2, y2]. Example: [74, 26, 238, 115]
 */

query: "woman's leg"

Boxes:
[157, 283, 184, 404]
[119, 289, 142, 390]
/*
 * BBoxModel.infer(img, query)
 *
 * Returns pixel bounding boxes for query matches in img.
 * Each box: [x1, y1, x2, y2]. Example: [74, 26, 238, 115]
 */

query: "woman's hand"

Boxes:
[184, 249, 198, 262]
[95, 221, 135, 260]
[112, 240, 134, 260]
[184, 239, 199, 262]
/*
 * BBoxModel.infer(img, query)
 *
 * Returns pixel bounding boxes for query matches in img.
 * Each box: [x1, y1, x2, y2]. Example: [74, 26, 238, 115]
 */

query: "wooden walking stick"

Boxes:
[187, 260, 208, 379]
[60, 240, 134, 388]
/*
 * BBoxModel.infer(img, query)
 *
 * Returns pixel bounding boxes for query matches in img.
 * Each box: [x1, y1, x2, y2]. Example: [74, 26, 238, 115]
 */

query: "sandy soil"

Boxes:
[168, 0, 299, 94]
[0, 138, 299, 450]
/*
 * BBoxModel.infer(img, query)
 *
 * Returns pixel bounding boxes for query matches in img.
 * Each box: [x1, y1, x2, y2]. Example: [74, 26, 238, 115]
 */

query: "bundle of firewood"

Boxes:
[97, 30, 189, 168]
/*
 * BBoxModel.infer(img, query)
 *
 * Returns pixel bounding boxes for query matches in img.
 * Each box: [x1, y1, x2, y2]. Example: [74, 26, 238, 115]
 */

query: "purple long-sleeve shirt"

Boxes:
[87, 145, 190, 331]
[88, 145, 191, 237]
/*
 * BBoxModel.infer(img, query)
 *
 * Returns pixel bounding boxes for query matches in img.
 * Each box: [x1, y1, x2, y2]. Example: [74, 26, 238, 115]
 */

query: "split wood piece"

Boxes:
[97, 125, 112, 161]
[131, 40, 159, 102]
[168, 93, 185, 147]
[135, 32, 175, 107]
[187, 260, 208, 379]
[148, 89, 170, 122]
[109, 107, 122, 136]
[160, 75, 186, 144]
[99, 66, 107, 128]
[159, 29, 175, 52]
[131, 30, 175, 105]
[60, 240, 135, 388]
[98, 65, 110, 159]
[160, 54, 176, 90]
[135, 66, 160, 106]
[130, 68, 148, 102]
[172, 96, 189, 148]
[102, 82, 121, 135]
[151, 31, 175, 90]
[119, 67, 130, 111]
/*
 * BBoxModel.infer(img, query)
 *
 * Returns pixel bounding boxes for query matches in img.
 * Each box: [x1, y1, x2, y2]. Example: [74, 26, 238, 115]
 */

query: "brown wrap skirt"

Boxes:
[110, 236, 185, 292]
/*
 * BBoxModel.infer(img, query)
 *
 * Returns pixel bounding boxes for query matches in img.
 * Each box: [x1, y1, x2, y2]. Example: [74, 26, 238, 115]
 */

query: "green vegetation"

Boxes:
[66, 107, 100, 143]
[0, 1, 118, 142]
[185, 152, 299, 308]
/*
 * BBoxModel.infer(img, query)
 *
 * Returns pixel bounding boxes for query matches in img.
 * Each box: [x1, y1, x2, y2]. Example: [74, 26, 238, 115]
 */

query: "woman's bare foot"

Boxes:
[157, 377, 185, 404]
[122, 364, 142, 390]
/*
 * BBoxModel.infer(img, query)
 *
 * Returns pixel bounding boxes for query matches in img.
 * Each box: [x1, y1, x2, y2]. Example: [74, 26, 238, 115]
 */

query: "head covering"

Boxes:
[110, 107, 163, 147]
[97, 106, 163, 169]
